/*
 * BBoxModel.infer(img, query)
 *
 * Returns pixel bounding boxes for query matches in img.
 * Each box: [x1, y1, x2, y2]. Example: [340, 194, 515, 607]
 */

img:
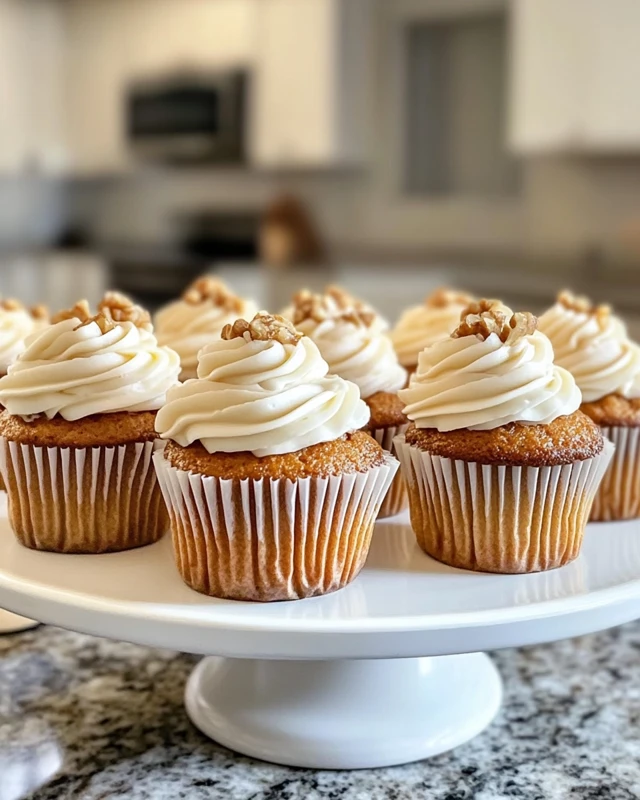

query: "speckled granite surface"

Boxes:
[1, 623, 640, 799]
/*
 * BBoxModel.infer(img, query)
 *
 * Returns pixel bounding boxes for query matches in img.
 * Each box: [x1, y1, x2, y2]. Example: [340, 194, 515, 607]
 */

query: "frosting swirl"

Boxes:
[155, 331, 370, 457]
[391, 290, 475, 367]
[399, 312, 581, 431]
[0, 306, 38, 373]
[539, 295, 640, 402]
[0, 316, 181, 420]
[155, 297, 258, 378]
[295, 314, 406, 398]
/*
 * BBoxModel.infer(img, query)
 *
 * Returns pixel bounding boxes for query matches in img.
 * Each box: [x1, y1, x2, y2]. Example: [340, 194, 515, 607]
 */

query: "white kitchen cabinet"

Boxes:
[510, 0, 640, 153]
[63, 0, 135, 175]
[0, 0, 65, 174]
[252, 0, 372, 168]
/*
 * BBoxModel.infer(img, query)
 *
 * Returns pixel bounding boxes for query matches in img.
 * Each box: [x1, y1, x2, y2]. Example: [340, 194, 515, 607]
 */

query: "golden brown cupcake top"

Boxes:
[405, 411, 603, 466]
[365, 391, 407, 430]
[163, 430, 384, 480]
[581, 393, 640, 427]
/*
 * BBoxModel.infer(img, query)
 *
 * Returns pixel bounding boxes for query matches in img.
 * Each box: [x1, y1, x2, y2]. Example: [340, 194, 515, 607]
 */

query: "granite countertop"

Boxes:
[1, 624, 640, 800]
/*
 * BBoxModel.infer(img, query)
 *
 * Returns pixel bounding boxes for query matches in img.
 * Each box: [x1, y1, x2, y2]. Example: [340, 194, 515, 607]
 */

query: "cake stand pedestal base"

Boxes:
[185, 653, 502, 769]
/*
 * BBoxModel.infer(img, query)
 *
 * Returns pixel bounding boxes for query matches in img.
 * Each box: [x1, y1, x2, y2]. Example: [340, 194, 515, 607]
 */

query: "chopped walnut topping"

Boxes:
[0, 298, 24, 312]
[98, 291, 152, 331]
[325, 284, 359, 310]
[291, 288, 375, 328]
[75, 311, 115, 334]
[460, 298, 505, 319]
[453, 300, 538, 343]
[29, 304, 48, 321]
[51, 299, 92, 325]
[221, 312, 302, 345]
[425, 288, 475, 309]
[182, 276, 244, 312]
[557, 290, 611, 329]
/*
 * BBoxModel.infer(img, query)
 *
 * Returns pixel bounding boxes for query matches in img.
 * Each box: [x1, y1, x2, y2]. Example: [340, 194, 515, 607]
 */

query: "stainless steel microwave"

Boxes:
[126, 70, 246, 164]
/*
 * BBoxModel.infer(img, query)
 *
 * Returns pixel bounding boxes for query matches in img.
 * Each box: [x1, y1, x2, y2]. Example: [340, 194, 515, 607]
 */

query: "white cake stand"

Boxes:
[0, 510, 639, 770]
[0, 496, 38, 634]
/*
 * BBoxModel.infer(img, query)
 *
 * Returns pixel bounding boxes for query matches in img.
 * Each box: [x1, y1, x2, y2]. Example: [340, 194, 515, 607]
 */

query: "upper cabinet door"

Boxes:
[251, 0, 372, 168]
[510, 0, 640, 153]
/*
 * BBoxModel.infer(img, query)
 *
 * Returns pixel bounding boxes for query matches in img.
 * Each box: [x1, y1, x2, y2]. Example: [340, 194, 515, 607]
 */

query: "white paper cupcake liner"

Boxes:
[394, 435, 614, 574]
[153, 451, 398, 601]
[591, 426, 640, 521]
[0, 438, 168, 553]
[371, 424, 409, 519]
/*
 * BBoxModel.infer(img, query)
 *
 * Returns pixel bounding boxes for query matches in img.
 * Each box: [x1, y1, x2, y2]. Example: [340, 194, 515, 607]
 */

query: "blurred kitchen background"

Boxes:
[2, 0, 640, 328]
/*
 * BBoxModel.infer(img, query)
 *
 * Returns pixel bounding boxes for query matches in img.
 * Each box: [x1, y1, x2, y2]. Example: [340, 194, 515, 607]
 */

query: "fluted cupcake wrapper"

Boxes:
[153, 451, 398, 602]
[394, 435, 614, 574]
[591, 426, 640, 521]
[371, 424, 409, 519]
[0, 438, 168, 553]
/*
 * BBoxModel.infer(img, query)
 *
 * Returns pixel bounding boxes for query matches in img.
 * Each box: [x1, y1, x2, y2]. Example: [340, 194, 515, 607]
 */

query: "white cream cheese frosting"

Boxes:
[294, 313, 406, 399]
[155, 277, 258, 378]
[539, 292, 640, 403]
[390, 289, 475, 368]
[0, 314, 181, 421]
[0, 303, 40, 374]
[155, 313, 370, 457]
[399, 306, 581, 432]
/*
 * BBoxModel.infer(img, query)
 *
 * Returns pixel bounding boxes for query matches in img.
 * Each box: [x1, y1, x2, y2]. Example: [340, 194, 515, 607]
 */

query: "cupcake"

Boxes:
[155, 276, 258, 380]
[290, 289, 408, 518]
[539, 291, 640, 520]
[0, 299, 48, 490]
[0, 293, 180, 553]
[395, 300, 613, 574]
[282, 284, 388, 333]
[390, 288, 475, 372]
[154, 311, 398, 601]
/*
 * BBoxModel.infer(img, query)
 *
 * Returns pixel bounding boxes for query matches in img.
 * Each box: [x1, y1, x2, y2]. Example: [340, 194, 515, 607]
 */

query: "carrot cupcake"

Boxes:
[154, 311, 398, 601]
[155, 276, 257, 380]
[395, 300, 613, 573]
[390, 288, 475, 372]
[540, 290, 640, 520]
[290, 289, 408, 517]
[0, 293, 180, 553]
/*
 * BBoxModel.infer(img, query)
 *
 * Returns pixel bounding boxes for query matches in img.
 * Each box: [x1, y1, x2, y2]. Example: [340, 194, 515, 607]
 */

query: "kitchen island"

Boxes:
[1, 623, 639, 799]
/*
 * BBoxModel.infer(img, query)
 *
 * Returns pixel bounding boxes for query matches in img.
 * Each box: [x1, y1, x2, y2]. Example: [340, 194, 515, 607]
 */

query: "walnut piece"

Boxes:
[75, 311, 115, 334]
[51, 299, 92, 325]
[30, 304, 48, 321]
[460, 298, 505, 319]
[291, 287, 375, 328]
[182, 276, 244, 313]
[221, 312, 302, 345]
[98, 291, 152, 331]
[425, 288, 475, 309]
[0, 298, 24, 312]
[453, 300, 538, 344]
[557, 290, 611, 329]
